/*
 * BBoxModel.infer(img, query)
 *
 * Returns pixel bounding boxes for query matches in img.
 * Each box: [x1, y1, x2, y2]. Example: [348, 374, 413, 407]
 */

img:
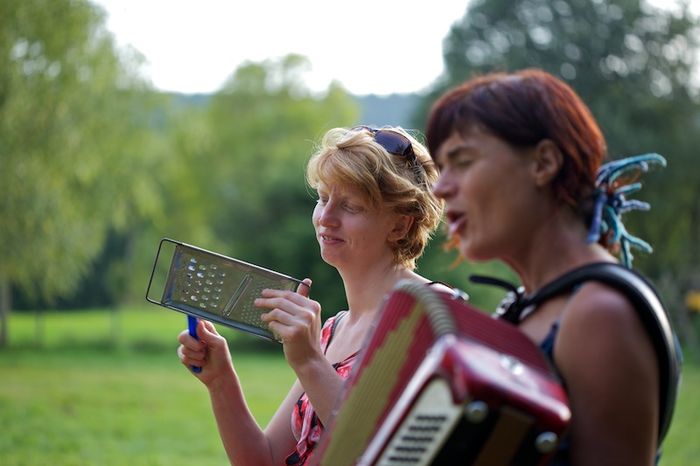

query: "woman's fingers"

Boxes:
[261, 307, 312, 327]
[266, 317, 313, 344]
[178, 342, 207, 366]
[202, 319, 218, 334]
[296, 278, 312, 297]
[198, 319, 223, 343]
[178, 328, 205, 349]
[259, 296, 312, 331]
[256, 291, 321, 316]
[254, 285, 321, 350]
[255, 282, 320, 329]
[177, 321, 224, 369]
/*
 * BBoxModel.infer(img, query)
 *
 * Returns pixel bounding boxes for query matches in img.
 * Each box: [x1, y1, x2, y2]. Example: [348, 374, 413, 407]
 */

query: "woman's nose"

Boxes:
[432, 173, 454, 199]
[316, 202, 339, 227]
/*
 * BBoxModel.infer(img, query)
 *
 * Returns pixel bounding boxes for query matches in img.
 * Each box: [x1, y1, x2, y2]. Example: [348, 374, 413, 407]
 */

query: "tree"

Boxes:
[0, 0, 158, 345]
[141, 55, 360, 317]
[413, 0, 700, 344]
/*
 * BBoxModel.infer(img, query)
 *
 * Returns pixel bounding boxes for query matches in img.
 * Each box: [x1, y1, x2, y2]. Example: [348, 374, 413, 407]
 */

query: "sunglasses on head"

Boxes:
[352, 125, 418, 163]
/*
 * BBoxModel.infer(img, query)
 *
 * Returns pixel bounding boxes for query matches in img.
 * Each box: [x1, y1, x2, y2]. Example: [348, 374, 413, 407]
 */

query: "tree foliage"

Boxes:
[131, 56, 360, 316]
[16, 0, 699, 349]
[0, 0, 165, 344]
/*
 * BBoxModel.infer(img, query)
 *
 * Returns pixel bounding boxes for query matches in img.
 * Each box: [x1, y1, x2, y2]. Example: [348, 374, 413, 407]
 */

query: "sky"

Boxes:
[90, 0, 470, 95]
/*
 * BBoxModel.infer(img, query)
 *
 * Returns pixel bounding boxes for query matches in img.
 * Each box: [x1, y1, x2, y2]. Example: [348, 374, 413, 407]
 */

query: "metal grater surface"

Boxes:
[150, 239, 302, 341]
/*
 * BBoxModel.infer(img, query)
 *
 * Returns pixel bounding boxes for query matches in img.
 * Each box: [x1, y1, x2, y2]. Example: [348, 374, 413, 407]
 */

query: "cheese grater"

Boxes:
[146, 238, 304, 342]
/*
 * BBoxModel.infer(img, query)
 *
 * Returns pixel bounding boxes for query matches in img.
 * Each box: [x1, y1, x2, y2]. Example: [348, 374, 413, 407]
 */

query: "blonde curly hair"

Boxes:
[306, 126, 443, 270]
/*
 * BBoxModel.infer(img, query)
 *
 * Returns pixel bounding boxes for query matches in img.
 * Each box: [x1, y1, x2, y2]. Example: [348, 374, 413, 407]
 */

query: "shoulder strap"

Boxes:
[427, 280, 469, 301]
[324, 311, 347, 355]
[519, 262, 682, 444]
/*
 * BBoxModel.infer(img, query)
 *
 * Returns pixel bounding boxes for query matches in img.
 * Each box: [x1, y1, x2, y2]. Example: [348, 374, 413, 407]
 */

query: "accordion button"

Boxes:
[535, 431, 559, 453]
[464, 400, 489, 423]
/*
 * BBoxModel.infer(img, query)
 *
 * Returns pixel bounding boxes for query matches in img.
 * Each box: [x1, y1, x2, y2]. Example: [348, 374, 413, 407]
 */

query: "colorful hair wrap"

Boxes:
[586, 153, 667, 268]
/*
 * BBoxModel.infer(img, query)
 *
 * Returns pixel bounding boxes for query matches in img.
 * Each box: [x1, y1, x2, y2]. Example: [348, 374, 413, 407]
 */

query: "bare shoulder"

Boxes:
[561, 281, 639, 327]
[554, 282, 660, 463]
[557, 281, 656, 362]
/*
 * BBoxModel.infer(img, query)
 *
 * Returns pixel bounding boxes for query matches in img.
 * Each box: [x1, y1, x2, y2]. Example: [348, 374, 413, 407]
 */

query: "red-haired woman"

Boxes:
[427, 69, 680, 466]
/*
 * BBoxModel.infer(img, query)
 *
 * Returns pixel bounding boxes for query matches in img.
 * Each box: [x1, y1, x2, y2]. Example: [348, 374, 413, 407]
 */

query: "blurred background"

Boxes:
[2, 0, 699, 464]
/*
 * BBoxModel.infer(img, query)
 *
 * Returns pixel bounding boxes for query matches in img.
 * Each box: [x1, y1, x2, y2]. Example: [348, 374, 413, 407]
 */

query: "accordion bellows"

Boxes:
[311, 280, 571, 466]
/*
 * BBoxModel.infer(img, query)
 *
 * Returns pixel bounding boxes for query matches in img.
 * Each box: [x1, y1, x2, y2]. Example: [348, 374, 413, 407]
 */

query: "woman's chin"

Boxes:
[459, 241, 490, 263]
[320, 251, 343, 268]
[456, 240, 472, 259]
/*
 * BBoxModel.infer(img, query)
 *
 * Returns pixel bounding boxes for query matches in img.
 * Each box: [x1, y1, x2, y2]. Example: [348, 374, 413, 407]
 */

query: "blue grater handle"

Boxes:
[187, 315, 202, 373]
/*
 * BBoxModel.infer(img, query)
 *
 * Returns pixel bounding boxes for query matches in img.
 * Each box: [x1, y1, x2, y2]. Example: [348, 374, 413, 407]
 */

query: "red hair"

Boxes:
[426, 69, 606, 216]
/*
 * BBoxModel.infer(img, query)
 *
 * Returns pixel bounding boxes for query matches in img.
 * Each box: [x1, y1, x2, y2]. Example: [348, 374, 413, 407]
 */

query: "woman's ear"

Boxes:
[388, 215, 414, 242]
[532, 139, 563, 187]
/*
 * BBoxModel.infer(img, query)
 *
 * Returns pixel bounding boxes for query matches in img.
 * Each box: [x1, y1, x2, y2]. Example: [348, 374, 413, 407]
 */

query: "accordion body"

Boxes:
[311, 281, 571, 466]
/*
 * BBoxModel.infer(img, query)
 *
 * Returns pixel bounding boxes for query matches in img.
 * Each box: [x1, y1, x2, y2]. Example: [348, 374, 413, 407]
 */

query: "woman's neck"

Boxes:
[338, 261, 422, 321]
[504, 210, 616, 293]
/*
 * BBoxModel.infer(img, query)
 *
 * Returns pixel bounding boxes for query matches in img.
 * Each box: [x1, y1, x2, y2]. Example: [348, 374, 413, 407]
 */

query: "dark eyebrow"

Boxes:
[438, 142, 473, 164]
[446, 143, 470, 158]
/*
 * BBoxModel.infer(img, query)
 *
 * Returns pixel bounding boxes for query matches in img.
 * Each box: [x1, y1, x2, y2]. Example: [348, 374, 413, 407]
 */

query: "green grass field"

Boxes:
[0, 308, 296, 466]
[1, 307, 698, 465]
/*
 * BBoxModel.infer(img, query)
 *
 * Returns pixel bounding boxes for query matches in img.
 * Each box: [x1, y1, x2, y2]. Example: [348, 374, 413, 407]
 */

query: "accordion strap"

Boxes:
[394, 280, 457, 337]
[473, 262, 681, 444]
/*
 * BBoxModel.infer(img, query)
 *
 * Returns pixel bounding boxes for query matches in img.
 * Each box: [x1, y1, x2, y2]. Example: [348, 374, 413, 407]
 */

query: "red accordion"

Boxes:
[311, 281, 571, 466]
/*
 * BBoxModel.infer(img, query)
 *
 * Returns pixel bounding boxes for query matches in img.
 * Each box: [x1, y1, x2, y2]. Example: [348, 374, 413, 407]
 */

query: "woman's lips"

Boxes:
[319, 233, 344, 244]
[446, 211, 466, 237]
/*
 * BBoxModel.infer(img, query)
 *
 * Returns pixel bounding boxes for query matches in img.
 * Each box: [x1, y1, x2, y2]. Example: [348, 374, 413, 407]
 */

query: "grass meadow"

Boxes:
[1, 307, 698, 465]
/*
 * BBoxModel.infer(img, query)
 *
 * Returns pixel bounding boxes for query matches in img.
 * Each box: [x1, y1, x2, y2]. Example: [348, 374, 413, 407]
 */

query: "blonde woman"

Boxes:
[178, 125, 450, 465]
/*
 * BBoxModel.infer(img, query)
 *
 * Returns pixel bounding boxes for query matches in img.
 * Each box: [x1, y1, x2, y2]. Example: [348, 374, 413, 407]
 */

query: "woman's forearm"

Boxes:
[293, 354, 346, 426]
[207, 369, 276, 466]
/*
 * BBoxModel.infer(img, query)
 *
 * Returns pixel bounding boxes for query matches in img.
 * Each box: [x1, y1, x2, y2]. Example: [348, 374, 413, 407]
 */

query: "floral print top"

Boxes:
[285, 312, 357, 466]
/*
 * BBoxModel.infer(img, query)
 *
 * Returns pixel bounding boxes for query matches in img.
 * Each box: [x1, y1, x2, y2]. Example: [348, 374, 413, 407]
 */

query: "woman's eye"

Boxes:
[343, 202, 363, 213]
[454, 155, 473, 167]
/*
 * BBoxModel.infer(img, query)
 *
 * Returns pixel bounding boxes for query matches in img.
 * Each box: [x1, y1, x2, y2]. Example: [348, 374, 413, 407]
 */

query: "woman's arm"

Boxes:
[257, 281, 348, 426]
[286, 349, 347, 425]
[555, 283, 660, 466]
[263, 379, 307, 462]
[178, 320, 298, 465]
